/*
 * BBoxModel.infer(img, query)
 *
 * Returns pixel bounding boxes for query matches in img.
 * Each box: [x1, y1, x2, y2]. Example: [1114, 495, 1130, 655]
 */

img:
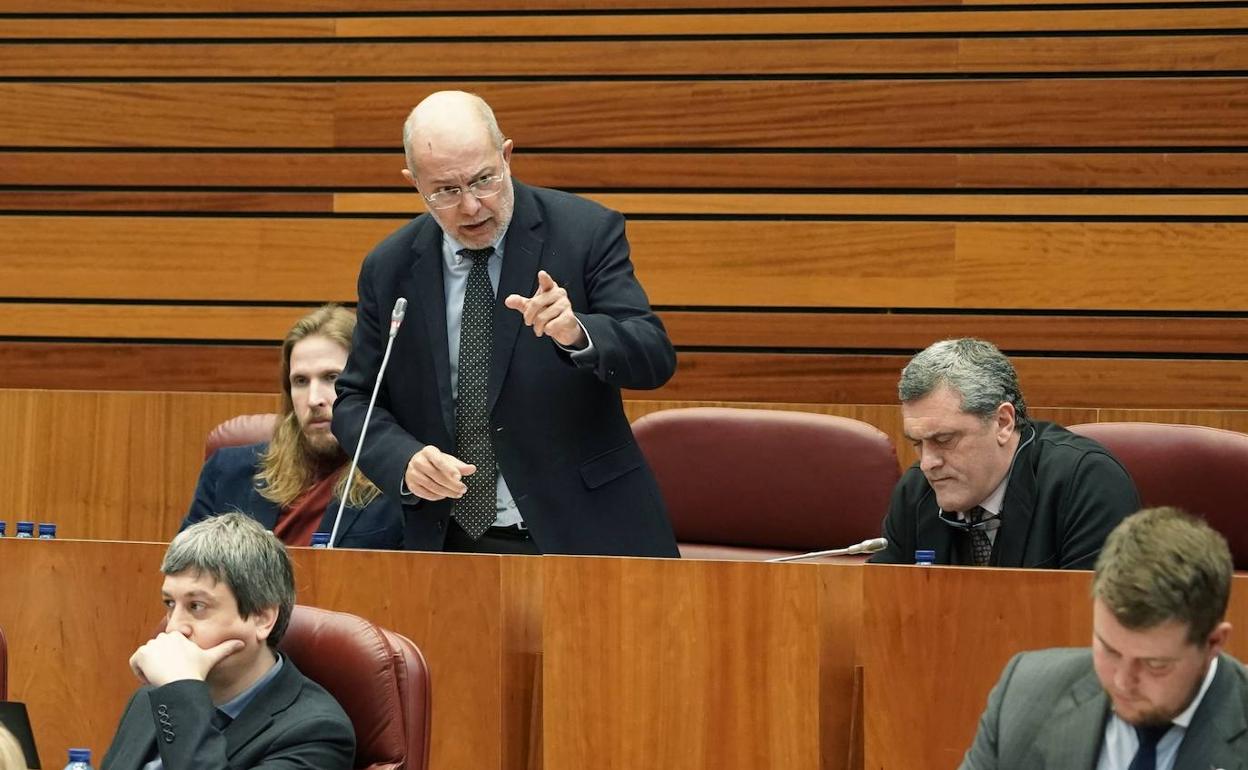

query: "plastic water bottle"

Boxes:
[64, 747, 94, 770]
[310, 532, 331, 548]
[38, 522, 57, 539]
[915, 549, 936, 566]
[15, 521, 35, 538]
[0, 521, 6, 537]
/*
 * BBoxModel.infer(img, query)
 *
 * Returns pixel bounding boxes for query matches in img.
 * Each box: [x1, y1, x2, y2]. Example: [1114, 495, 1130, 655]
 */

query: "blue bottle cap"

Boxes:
[0, 521, 6, 535]
[310, 532, 331, 547]
[69, 748, 91, 762]
[38, 523, 56, 538]
[16, 521, 34, 535]
[915, 549, 936, 563]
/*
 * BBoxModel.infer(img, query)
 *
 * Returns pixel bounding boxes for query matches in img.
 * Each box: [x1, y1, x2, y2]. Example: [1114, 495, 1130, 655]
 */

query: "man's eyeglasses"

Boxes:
[422, 174, 505, 210]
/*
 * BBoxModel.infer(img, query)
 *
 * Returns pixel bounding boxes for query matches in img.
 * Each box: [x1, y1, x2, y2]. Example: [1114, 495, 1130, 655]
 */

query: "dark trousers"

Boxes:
[443, 520, 541, 555]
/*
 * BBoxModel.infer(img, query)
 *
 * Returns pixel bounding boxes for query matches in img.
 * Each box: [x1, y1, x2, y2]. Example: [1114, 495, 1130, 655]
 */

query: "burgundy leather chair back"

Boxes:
[0, 624, 7, 700]
[203, 413, 279, 459]
[278, 605, 431, 770]
[1069, 422, 1248, 570]
[632, 407, 900, 560]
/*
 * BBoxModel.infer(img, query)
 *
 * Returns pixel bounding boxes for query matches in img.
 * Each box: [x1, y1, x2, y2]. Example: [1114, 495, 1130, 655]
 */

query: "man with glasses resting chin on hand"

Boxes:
[333, 90, 679, 558]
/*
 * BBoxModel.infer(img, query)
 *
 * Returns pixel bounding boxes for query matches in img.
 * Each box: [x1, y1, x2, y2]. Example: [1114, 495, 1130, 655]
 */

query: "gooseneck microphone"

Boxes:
[327, 297, 407, 548]
[767, 537, 889, 563]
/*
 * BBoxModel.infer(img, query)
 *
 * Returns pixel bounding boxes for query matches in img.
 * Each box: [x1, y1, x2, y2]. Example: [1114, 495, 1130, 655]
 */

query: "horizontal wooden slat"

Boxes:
[4, 36, 1246, 76]
[3, 151, 1247, 190]
[7, 191, 1248, 216]
[6, 216, 1248, 311]
[658, 312, 1248, 356]
[0, 303, 323, 341]
[3, 80, 1247, 148]
[335, 192, 1248, 217]
[4, 304, 1247, 358]
[5, 9, 1248, 38]
[6, 0, 1229, 12]
[1, 343, 1244, 409]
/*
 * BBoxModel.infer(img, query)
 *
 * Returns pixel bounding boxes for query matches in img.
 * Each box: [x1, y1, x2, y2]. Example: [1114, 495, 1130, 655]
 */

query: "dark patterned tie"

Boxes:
[1127, 723, 1171, 770]
[452, 247, 498, 540]
[968, 506, 993, 566]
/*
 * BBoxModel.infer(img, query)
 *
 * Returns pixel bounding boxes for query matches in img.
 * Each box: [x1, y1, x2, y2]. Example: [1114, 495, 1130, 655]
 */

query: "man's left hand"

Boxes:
[504, 270, 587, 349]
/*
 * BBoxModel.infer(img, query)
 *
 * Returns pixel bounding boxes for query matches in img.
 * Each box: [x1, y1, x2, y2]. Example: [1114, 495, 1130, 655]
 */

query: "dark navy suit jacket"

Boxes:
[181, 442, 403, 549]
[333, 181, 679, 556]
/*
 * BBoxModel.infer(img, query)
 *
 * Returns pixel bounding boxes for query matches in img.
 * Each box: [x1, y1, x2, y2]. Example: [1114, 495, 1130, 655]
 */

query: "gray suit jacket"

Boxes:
[961, 648, 1248, 770]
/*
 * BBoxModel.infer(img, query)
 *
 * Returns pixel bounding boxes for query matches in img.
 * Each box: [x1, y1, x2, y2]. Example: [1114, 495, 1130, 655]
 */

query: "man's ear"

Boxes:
[251, 604, 280, 642]
[401, 168, 417, 189]
[1207, 621, 1232, 661]
[995, 401, 1017, 445]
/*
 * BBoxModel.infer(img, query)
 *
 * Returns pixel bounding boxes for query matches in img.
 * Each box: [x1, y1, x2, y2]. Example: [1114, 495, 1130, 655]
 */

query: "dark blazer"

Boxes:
[961, 648, 1248, 770]
[101, 657, 354, 770]
[333, 180, 679, 556]
[181, 442, 404, 549]
[870, 421, 1140, 568]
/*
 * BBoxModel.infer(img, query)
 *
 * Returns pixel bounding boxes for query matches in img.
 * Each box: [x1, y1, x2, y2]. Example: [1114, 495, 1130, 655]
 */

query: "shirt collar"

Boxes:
[218, 652, 284, 720]
[443, 226, 509, 267]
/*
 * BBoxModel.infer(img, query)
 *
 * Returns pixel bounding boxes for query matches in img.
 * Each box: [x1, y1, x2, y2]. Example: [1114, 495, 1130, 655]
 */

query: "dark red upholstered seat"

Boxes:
[632, 407, 900, 560]
[278, 605, 431, 770]
[1069, 422, 1248, 570]
[203, 413, 279, 459]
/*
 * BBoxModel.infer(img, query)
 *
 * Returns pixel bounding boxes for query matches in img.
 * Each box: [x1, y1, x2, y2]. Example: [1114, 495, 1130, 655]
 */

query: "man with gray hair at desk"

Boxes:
[869, 337, 1139, 568]
[961, 506, 1248, 769]
[101, 512, 353, 770]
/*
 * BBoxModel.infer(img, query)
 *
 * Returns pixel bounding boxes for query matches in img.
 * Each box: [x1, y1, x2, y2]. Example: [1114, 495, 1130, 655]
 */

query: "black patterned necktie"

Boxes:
[968, 506, 993, 566]
[1127, 723, 1171, 770]
[452, 247, 498, 540]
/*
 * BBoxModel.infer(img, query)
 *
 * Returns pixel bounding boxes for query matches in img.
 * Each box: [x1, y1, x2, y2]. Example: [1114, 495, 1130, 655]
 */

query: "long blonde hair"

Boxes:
[0, 725, 26, 770]
[256, 305, 380, 509]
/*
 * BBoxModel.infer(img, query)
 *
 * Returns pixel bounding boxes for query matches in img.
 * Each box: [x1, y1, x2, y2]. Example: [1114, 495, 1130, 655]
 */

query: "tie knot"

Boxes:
[1134, 722, 1171, 748]
[458, 246, 495, 262]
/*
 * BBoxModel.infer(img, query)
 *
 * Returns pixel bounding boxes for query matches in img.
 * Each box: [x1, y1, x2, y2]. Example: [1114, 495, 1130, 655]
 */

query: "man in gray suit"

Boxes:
[961, 507, 1247, 770]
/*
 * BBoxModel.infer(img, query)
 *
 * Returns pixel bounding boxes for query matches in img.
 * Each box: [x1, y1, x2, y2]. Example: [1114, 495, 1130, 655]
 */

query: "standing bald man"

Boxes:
[333, 91, 679, 556]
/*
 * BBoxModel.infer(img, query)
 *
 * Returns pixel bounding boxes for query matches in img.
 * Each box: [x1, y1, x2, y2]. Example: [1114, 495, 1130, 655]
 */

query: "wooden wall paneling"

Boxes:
[7, 36, 1247, 78]
[10, 218, 1248, 311]
[0, 343, 280, 392]
[860, 565, 1248, 769]
[4, 80, 1247, 148]
[0, 540, 168, 768]
[294, 548, 542, 770]
[0, 389, 278, 542]
[0, 304, 323, 341]
[542, 556, 846, 770]
[5, 151, 1246, 189]
[4, 0, 910, 12]
[1093, 408, 1248, 435]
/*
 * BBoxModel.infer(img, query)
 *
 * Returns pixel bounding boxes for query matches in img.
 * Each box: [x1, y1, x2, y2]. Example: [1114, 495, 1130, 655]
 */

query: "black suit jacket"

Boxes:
[870, 421, 1140, 568]
[101, 657, 354, 770]
[181, 443, 403, 549]
[333, 181, 679, 556]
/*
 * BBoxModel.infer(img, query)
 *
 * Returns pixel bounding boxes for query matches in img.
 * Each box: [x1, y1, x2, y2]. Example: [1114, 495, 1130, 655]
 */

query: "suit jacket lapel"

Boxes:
[247, 482, 282, 530]
[317, 498, 362, 545]
[408, 217, 455, 439]
[1034, 669, 1108, 769]
[1174, 655, 1248, 770]
[221, 657, 301, 760]
[994, 428, 1039, 566]
[490, 182, 542, 414]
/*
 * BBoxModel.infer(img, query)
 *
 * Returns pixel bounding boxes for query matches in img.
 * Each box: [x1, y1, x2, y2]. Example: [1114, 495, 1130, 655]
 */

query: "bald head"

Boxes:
[403, 91, 505, 176]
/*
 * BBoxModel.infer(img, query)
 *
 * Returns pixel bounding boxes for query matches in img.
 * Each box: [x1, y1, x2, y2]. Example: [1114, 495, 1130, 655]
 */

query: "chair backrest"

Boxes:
[0, 623, 7, 700]
[277, 605, 431, 770]
[204, 413, 279, 459]
[1068, 422, 1248, 570]
[632, 407, 900, 559]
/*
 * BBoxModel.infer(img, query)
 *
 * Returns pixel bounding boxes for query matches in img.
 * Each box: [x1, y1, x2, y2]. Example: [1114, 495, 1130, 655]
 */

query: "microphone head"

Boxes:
[860, 537, 888, 554]
[391, 297, 408, 322]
